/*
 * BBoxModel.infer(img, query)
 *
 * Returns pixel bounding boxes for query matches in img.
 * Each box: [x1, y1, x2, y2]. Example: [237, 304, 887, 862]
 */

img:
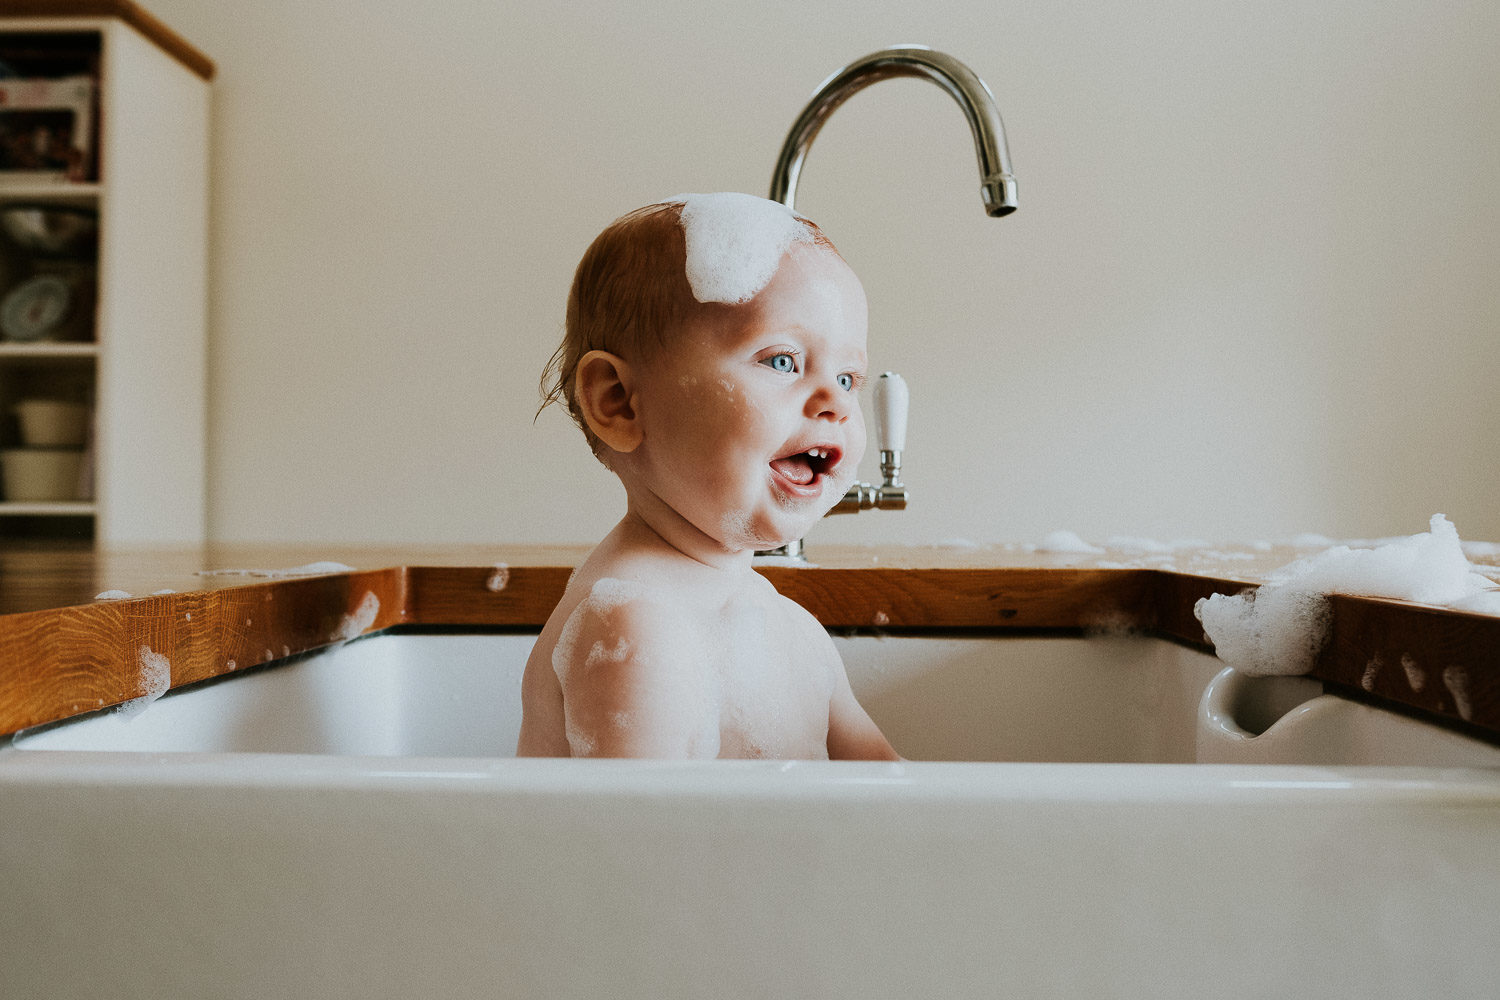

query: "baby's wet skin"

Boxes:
[520, 195, 898, 760]
[548, 573, 838, 759]
[620, 242, 868, 556]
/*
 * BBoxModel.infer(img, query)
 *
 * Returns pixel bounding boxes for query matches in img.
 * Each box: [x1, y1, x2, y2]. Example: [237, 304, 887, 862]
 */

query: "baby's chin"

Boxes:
[716, 510, 796, 553]
[717, 496, 843, 553]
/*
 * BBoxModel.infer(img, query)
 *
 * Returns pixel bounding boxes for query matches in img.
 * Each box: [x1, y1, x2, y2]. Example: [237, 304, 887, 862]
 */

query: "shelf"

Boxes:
[0, 8, 207, 546]
[0, 343, 98, 358]
[0, 5, 214, 81]
[0, 501, 95, 516]
[0, 182, 101, 203]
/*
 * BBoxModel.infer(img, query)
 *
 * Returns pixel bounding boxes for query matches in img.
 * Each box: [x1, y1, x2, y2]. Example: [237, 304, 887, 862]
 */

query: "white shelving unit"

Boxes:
[0, 343, 100, 524]
[0, 9, 210, 545]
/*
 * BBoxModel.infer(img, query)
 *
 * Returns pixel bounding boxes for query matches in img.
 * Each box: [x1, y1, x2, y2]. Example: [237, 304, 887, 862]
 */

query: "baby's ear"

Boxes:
[575, 350, 642, 453]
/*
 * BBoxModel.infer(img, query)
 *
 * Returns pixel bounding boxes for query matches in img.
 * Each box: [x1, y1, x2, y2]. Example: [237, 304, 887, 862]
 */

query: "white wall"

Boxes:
[148, 0, 1500, 547]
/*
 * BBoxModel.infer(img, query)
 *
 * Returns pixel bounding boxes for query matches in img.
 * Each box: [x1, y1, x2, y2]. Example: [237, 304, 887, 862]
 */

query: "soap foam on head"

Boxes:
[671, 192, 813, 305]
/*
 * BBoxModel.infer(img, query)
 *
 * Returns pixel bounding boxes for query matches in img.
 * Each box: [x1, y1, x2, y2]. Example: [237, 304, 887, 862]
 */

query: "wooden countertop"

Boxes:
[2, 540, 1498, 743]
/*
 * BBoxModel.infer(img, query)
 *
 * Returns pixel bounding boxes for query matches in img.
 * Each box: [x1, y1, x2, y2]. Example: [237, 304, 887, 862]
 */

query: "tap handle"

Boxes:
[874, 372, 908, 452]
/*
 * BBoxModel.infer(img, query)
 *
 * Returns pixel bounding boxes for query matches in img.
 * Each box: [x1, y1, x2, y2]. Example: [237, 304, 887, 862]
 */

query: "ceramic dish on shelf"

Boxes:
[0, 273, 90, 342]
[0, 204, 99, 258]
[0, 447, 85, 502]
[13, 399, 90, 447]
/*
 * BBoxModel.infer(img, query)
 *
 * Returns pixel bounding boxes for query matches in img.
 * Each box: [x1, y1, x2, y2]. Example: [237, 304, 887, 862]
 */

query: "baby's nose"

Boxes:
[805, 380, 854, 421]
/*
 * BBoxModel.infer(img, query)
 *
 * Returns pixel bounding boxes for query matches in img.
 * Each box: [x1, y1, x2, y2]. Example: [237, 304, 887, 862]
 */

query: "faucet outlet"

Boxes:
[757, 47, 1015, 562]
[768, 46, 1018, 218]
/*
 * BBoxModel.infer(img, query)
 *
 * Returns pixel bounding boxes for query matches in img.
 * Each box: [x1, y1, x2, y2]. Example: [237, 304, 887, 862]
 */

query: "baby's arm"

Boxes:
[826, 653, 902, 761]
[553, 589, 717, 758]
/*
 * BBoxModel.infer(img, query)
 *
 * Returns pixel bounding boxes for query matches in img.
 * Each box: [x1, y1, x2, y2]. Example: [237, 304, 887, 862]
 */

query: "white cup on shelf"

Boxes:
[0, 447, 86, 502]
[13, 399, 90, 447]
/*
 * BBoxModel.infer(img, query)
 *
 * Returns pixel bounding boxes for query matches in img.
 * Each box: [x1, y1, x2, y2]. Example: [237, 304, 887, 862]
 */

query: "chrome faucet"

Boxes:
[769, 45, 1018, 218]
[758, 47, 1018, 561]
[828, 372, 908, 517]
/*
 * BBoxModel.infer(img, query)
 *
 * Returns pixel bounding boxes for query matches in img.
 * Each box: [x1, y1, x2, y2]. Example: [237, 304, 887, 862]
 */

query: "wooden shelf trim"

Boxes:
[0, 502, 96, 516]
[1, 1, 214, 80]
[0, 182, 101, 201]
[2, 561, 1497, 743]
[0, 343, 98, 358]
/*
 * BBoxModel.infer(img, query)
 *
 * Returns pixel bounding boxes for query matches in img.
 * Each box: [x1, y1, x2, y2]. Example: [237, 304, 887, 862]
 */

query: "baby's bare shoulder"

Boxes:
[552, 577, 704, 680]
[746, 574, 841, 661]
[746, 571, 827, 623]
[551, 576, 718, 757]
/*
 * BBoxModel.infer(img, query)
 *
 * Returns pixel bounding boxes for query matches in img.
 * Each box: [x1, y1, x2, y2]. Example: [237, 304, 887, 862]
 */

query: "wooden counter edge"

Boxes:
[3, 562, 1498, 744]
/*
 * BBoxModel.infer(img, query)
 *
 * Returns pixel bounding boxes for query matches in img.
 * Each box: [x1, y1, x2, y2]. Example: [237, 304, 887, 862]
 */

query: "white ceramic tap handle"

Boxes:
[874, 372, 908, 452]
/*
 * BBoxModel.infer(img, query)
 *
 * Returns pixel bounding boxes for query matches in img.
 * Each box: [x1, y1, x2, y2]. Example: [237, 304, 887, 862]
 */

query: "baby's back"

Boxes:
[517, 568, 837, 758]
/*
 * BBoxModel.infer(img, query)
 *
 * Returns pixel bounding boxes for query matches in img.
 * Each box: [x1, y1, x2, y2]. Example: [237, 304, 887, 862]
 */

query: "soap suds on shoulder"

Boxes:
[672, 192, 812, 305]
[552, 577, 648, 685]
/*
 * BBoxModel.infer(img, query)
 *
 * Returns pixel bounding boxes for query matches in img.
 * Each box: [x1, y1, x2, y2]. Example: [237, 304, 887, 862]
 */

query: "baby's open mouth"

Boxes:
[770, 446, 841, 488]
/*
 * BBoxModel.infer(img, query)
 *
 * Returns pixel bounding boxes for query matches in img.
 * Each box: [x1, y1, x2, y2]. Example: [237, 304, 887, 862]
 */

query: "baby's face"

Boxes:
[630, 243, 868, 551]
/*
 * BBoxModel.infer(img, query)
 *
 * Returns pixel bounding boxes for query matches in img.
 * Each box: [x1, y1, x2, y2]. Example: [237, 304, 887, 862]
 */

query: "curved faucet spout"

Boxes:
[769, 46, 1018, 218]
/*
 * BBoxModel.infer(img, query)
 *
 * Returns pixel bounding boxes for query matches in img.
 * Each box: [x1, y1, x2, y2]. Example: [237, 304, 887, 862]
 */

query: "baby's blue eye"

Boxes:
[763, 353, 797, 373]
[837, 373, 855, 391]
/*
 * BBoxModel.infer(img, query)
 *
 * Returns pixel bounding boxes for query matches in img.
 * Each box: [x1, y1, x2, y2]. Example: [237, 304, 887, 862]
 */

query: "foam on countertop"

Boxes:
[198, 562, 355, 579]
[116, 645, 170, 718]
[332, 592, 380, 643]
[1195, 514, 1500, 676]
[1035, 530, 1105, 555]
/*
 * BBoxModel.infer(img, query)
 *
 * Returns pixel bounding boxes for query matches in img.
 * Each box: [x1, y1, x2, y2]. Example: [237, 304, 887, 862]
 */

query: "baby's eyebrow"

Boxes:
[763, 322, 816, 339]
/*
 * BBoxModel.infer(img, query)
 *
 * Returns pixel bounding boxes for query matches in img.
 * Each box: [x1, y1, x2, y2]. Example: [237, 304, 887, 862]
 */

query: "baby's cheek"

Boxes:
[847, 417, 868, 468]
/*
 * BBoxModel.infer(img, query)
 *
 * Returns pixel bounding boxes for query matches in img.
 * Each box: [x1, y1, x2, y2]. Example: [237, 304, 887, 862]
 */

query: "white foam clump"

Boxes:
[95, 590, 131, 601]
[1036, 530, 1104, 554]
[1195, 514, 1500, 676]
[199, 562, 355, 579]
[673, 192, 811, 304]
[117, 645, 171, 718]
[1105, 536, 1174, 553]
[1288, 533, 1335, 548]
[1190, 549, 1256, 562]
[332, 591, 380, 642]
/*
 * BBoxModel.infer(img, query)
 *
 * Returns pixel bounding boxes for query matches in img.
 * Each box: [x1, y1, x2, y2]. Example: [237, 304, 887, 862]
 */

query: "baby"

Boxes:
[517, 193, 900, 760]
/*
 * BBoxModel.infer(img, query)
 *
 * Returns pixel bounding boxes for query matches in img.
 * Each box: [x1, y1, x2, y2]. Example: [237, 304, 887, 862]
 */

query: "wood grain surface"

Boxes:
[2, 544, 1497, 743]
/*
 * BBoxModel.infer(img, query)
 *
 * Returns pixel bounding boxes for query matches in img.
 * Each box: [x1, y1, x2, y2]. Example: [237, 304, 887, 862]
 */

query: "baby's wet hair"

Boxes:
[539, 200, 838, 454]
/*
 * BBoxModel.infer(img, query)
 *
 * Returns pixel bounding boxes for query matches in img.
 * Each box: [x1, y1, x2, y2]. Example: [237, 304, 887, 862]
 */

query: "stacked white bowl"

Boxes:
[2, 400, 90, 502]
